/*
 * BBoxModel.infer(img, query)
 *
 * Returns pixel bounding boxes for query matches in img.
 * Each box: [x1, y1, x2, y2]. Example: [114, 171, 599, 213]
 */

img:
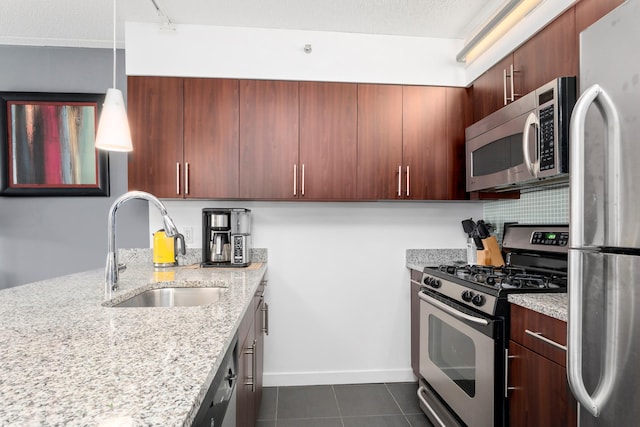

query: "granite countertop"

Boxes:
[405, 249, 467, 272]
[508, 293, 568, 322]
[0, 254, 267, 427]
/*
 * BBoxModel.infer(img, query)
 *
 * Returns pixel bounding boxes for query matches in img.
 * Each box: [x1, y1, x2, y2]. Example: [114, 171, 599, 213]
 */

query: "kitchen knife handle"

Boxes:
[176, 162, 180, 195]
[397, 165, 402, 197]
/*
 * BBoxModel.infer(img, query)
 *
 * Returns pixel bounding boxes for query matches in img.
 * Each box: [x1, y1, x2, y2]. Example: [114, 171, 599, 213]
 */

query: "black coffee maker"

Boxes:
[201, 208, 252, 267]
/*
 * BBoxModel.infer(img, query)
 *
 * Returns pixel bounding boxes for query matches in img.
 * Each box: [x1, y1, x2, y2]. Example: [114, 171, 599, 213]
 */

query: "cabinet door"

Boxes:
[575, 0, 625, 34]
[513, 8, 578, 96]
[357, 84, 403, 199]
[402, 86, 447, 200]
[237, 309, 257, 427]
[472, 55, 514, 122]
[299, 82, 357, 200]
[239, 80, 299, 200]
[446, 87, 473, 200]
[508, 341, 577, 427]
[183, 78, 239, 199]
[127, 76, 183, 197]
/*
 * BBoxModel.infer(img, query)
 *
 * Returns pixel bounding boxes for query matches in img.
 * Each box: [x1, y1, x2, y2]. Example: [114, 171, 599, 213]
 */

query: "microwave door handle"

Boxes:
[522, 112, 540, 178]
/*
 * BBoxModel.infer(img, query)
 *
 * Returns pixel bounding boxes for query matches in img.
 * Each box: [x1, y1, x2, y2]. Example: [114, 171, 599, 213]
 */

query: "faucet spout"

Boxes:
[105, 191, 180, 297]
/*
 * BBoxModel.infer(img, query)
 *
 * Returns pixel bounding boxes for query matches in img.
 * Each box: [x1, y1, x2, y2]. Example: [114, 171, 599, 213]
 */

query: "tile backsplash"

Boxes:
[483, 184, 569, 244]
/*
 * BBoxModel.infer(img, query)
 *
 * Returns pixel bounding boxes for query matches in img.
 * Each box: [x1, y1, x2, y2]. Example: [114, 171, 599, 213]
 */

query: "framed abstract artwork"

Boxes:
[0, 92, 109, 196]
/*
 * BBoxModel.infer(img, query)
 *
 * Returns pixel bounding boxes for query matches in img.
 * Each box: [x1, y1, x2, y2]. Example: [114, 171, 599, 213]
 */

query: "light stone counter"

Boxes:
[508, 293, 568, 322]
[0, 255, 267, 427]
[406, 249, 466, 272]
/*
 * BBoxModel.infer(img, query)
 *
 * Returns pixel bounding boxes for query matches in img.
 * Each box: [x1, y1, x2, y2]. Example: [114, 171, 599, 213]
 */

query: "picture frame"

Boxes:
[0, 91, 109, 196]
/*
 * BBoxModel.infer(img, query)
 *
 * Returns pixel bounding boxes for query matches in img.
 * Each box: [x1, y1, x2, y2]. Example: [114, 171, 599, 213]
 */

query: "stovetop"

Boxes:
[435, 264, 567, 290]
[419, 224, 569, 316]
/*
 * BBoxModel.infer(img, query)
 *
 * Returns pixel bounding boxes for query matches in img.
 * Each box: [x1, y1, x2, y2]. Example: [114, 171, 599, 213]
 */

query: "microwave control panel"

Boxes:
[539, 105, 555, 171]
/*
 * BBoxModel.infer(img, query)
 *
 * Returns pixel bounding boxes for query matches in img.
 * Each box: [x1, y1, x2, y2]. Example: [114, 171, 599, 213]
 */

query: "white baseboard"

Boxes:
[263, 368, 418, 387]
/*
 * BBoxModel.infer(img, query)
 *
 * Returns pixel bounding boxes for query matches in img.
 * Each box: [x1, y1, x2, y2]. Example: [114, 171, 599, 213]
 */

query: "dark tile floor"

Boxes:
[257, 382, 434, 427]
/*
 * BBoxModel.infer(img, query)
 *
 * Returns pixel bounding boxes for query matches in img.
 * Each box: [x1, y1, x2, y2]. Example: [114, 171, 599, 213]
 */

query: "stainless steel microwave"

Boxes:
[466, 77, 576, 192]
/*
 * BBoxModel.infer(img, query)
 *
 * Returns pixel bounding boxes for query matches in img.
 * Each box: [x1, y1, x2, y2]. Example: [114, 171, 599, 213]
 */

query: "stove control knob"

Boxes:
[472, 294, 486, 307]
[423, 276, 431, 286]
[462, 290, 474, 302]
[431, 279, 442, 289]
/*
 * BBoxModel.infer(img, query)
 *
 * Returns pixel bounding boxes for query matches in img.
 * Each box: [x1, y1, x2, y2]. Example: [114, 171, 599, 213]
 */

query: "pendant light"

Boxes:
[95, 0, 133, 152]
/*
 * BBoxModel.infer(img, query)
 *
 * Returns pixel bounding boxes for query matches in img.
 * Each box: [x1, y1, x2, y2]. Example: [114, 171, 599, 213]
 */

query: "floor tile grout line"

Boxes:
[274, 386, 279, 426]
[384, 383, 413, 426]
[331, 384, 346, 427]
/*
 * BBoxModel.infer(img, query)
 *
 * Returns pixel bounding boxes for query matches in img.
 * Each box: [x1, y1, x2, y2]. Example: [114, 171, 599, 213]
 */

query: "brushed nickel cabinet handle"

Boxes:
[176, 162, 180, 195]
[244, 343, 255, 391]
[525, 329, 567, 351]
[262, 302, 269, 335]
[503, 68, 508, 105]
[406, 165, 410, 197]
[293, 164, 297, 196]
[505, 348, 517, 398]
[301, 164, 305, 196]
[397, 165, 402, 197]
[184, 162, 189, 195]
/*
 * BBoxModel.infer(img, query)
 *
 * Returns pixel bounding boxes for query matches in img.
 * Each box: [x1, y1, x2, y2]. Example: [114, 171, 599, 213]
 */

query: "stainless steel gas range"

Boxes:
[416, 224, 568, 427]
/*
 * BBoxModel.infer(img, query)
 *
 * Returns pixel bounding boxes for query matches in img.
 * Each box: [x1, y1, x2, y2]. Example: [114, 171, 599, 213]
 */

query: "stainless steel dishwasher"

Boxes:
[192, 334, 238, 427]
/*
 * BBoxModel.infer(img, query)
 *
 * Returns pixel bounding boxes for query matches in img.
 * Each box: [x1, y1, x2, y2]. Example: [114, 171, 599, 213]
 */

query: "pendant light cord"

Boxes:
[112, 0, 117, 89]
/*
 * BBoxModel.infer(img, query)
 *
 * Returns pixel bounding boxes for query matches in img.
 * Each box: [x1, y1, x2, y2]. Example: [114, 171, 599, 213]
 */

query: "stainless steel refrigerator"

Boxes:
[568, 0, 640, 425]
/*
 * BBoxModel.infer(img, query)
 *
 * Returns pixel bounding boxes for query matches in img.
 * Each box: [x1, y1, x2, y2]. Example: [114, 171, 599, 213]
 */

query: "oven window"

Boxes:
[472, 133, 523, 176]
[428, 314, 476, 397]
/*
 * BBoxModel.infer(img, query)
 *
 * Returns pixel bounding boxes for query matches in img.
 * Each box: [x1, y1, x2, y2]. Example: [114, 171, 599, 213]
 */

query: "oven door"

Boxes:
[418, 290, 501, 427]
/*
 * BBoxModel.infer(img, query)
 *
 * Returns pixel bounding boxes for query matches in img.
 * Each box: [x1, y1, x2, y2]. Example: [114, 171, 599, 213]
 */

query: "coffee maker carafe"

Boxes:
[202, 208, 252, 267]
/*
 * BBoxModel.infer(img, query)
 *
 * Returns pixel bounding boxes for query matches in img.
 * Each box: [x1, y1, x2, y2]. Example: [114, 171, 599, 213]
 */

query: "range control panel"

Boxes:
[530, 231, 569, 247]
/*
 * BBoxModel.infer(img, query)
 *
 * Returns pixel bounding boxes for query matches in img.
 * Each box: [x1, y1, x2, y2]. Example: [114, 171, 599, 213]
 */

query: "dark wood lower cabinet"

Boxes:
[508, 304, 577, 427]
[508, 341, 577, 427]
[237, 281, 267, 427]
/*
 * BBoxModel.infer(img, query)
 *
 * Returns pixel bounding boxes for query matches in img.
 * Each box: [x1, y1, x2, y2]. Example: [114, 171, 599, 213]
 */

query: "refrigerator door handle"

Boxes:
[569, 84, 621, 248]
[568, 250, 619, 418]
[522, 112, 540, 178]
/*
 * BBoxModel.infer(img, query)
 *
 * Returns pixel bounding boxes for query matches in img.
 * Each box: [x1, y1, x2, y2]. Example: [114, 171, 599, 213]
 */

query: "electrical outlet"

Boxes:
[183, 226, 194, 244]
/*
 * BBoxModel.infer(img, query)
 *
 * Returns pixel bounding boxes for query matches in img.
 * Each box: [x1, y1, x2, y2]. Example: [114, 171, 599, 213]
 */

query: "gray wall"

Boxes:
[0, 45, 148, 289]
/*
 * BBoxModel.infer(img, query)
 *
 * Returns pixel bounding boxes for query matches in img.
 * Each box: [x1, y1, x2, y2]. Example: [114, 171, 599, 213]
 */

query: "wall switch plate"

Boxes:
[183, 226, 194, 244]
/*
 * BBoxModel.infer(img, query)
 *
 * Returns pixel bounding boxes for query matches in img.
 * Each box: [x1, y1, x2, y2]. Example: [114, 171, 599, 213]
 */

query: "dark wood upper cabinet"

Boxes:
[183, 78, 240, 199]
[402, 86, 448, 200]
[239, 80, 299, 200]
[575, 0, 626, 34]
[446, 87, 473, 200]
[299, 82, 358, 200]
[127, 76, 183, 198]
[513, 8, 577, 96]
[357, 84, 403, 199]
[472, 55, 514, 122]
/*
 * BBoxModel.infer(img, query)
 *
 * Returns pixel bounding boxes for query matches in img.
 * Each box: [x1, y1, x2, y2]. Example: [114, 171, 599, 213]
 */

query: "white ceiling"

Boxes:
[0, 0, 505, 49]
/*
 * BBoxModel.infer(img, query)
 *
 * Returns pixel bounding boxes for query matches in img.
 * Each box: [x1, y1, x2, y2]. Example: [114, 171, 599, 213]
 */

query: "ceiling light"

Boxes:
[95, 0, 133, 152]
[457, 0, 543, 64]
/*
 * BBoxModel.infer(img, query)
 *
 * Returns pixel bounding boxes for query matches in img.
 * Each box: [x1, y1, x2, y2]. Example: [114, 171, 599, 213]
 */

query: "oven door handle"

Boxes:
[417, 386, 447, 427]
[419, 292, 489, 326]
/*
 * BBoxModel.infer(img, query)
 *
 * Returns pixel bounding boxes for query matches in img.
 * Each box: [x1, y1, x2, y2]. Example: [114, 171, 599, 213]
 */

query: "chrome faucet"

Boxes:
[105, 191, 180, 296]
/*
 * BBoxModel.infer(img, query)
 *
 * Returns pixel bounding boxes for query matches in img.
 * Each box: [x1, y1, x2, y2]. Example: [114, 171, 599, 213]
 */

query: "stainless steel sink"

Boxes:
[114, 287, 227, 307]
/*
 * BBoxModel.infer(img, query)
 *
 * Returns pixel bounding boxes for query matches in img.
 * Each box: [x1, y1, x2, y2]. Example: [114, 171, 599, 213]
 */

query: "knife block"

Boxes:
[476, 236, 505, 267]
